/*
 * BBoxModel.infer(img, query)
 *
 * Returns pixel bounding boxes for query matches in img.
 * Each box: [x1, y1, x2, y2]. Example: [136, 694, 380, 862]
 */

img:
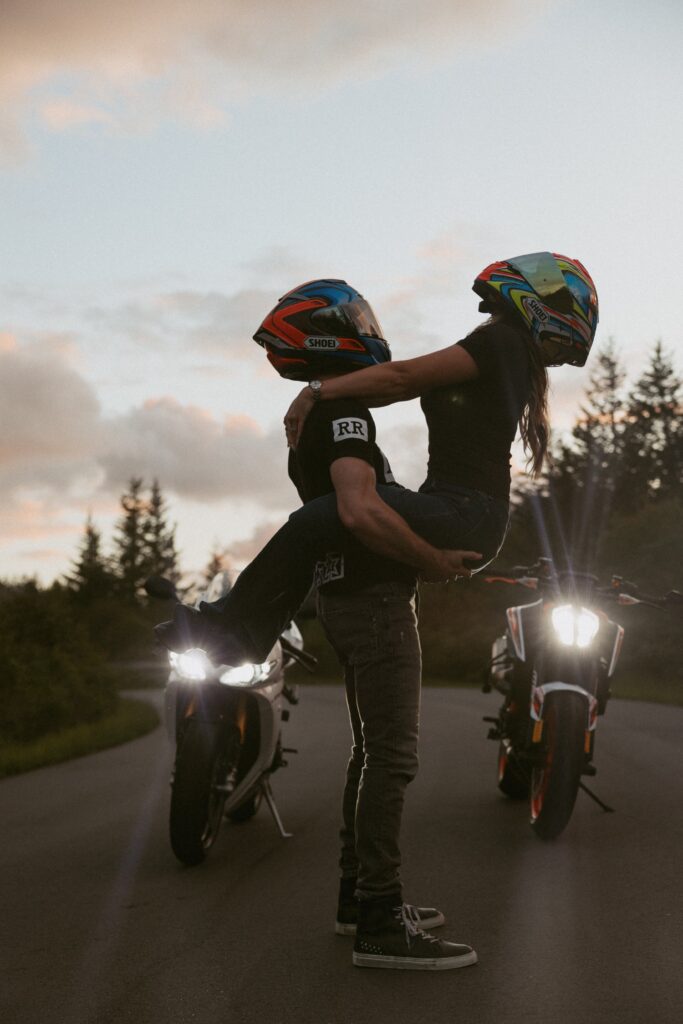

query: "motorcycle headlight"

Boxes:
[169, 648, 212, 681]
[219, 661, 273, 687]
[551, 605, 600, 649]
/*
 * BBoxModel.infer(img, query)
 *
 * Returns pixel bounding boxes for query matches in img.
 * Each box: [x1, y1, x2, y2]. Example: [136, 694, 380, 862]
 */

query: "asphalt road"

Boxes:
[2, 685, 682, 1024]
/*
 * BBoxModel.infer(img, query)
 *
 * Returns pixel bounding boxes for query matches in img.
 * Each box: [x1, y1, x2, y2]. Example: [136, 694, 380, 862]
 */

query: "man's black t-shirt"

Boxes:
[288, 398, 416, 594]
[420, 320, 531, 501]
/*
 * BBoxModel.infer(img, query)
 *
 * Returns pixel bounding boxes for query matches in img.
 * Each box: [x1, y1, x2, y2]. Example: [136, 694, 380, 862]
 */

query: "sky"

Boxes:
[1, 0, 682, 583]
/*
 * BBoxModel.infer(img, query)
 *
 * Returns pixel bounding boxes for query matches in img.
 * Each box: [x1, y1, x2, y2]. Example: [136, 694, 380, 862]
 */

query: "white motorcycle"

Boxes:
[145, 572, 316, 866]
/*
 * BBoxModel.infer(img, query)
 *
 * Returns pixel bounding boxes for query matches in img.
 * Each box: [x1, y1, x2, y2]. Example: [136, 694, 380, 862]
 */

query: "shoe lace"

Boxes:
[394, 903, 440, 945]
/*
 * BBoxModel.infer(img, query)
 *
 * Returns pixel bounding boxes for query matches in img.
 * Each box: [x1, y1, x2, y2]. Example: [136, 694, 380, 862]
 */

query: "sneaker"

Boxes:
[353, 897, 477, 971]
[154, 604, 249, 665]
[154, 604, 203, 654]
[336, 878, 445, 936]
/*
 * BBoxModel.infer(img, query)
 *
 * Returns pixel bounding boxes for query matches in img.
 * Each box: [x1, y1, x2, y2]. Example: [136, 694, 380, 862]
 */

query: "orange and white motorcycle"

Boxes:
[482, 558, 681, 839]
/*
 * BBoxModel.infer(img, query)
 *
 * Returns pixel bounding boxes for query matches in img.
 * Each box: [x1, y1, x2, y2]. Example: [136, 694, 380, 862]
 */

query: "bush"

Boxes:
[0, 583, 118, 743]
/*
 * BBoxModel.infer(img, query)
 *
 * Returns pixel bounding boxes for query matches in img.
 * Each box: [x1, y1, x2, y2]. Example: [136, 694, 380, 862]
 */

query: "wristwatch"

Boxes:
[308, 380, 323, 401]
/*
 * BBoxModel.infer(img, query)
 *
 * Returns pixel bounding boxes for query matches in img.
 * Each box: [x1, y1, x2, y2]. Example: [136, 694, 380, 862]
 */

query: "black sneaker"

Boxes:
[336, 878, 445, 936]
[154, 604, 249, 665]
[353, 896, 477, 971]
[154, 604, 203, 654]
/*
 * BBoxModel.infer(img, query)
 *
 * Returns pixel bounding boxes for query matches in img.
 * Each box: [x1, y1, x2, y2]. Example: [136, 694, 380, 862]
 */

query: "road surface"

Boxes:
[1, 686, 681, 1024]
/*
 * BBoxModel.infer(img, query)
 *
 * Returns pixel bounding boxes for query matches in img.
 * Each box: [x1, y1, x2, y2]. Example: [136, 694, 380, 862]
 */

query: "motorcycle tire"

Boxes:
[227, 790, 263, 823]
[170, 719, 240, 866]
[530, 691, 586, 841]
[497, 740, 529, 799]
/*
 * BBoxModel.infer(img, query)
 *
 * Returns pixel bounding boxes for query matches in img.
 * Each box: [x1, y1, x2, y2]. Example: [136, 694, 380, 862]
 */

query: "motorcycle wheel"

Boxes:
[227, 790, 263, 823]
[170, 719, 240, 866]
[497, 740, 529, 799]
[530, 691, 586, 840]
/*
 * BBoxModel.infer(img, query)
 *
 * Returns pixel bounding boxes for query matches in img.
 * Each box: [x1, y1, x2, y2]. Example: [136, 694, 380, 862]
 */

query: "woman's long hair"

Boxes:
[475, 309, 550, 477]
[520, 335, 549, 477]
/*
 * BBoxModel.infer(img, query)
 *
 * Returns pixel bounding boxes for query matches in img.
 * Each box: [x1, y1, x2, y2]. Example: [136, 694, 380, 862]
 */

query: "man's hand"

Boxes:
[419, 549, 483, 583]
[284, 388, 315, 448]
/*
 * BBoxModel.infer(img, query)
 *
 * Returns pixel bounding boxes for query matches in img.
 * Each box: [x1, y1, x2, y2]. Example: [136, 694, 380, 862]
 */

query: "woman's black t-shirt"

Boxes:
[420, 320, 531, 501]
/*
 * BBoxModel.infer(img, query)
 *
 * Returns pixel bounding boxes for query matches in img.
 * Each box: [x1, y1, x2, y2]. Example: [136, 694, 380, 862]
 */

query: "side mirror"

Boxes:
[144, 575, 178, 601]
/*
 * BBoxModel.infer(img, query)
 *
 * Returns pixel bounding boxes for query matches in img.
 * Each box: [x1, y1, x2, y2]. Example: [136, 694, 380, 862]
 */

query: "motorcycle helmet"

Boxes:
[253, 279, 391, 380]
[473, 252, 599, 366]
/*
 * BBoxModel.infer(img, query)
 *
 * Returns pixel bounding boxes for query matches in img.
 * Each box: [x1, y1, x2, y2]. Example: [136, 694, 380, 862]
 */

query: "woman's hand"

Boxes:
[284, 388, 315, 448]
[419, 549, 482, 583]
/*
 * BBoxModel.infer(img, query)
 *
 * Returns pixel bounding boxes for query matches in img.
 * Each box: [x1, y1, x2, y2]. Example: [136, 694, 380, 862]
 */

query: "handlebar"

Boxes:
[279, 634, 318, 673]
[481, 562, 681, 610]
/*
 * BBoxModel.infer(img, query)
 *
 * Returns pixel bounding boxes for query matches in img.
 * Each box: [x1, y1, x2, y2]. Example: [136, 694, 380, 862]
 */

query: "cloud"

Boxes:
[85, 286, 278, 357]
[0, 335, 102, 467]
[0, 335, 294, 557]
[0, 0, 548, 158]
[101, 397, 291, 503]
[224, 520, 283, 568]
[39, 98, 114, 131]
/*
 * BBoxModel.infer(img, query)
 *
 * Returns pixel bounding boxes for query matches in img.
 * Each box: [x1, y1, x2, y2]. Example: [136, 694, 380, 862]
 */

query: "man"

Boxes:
[258, 280, 478, 971]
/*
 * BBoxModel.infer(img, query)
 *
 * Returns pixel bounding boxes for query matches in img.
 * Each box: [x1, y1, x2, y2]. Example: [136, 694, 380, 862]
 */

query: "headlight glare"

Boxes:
[551, 605, 600, 648]
[576, 608, 600, 648]
[169, 648, 212, 681]
[219, 661, 273, 687]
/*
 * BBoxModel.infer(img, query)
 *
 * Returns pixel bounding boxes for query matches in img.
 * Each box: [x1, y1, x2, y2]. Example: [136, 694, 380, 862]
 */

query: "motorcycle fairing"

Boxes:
[530, 678, 599, 731]
[506, 599, 543, 661]
[607, 623, 625, 678]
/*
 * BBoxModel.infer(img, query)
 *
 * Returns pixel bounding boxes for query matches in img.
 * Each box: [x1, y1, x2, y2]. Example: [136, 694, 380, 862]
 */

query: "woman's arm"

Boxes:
[284, 343, 478, 446]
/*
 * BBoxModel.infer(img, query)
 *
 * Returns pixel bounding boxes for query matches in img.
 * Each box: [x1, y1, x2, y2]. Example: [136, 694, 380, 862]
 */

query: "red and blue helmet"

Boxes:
[473, 252, 599, 366]
[253, 279, 391, 381]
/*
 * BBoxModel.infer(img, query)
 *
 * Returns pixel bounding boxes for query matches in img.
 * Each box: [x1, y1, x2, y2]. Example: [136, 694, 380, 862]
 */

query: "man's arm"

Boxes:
[329, 457, 481, 581]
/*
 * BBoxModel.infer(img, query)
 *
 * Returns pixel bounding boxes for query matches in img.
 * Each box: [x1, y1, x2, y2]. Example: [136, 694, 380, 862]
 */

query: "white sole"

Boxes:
[335, 911, 445, 937]
[352, 950, 478, 971]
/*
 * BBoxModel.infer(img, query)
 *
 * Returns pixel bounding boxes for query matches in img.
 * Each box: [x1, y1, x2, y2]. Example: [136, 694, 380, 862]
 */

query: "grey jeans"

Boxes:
[317, 581, 421, 901]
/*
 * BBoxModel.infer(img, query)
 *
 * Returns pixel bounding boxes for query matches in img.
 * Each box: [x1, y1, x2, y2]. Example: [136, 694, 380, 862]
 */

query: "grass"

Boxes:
[609, 673, 683, 706]
[0, 697, 160, 779]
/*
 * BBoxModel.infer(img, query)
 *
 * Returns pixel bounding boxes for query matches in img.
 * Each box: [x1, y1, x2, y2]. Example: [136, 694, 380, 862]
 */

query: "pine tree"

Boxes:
[112, 477, 149, 601]
[144, 479, 179, 582]
[548, 339, 627, 566]
[65, 514, 115, 599]
[203, 546, 228, 585]
[620, 341, 682, 505]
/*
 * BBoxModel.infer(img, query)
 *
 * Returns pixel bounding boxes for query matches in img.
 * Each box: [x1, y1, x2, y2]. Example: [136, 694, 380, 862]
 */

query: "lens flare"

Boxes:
[551, 605, 599, 648]
[219, 662, 272, 687]
[169, 648, 211, 681]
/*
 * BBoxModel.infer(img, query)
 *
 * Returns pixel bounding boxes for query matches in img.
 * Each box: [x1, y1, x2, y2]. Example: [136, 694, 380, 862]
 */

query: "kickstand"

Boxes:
[261, 778, 292, 838]
[579, 781, 615, 813]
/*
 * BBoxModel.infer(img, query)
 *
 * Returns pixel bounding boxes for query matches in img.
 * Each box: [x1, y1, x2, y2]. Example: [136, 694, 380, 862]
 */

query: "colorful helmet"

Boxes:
[253, 279, 391, 380]
[473, 252, 599, 366]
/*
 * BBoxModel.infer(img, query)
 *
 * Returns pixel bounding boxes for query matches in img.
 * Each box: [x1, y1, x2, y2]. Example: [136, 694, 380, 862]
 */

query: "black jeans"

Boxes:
[318, 582, 421, 900]
[206, 480, 509, 661]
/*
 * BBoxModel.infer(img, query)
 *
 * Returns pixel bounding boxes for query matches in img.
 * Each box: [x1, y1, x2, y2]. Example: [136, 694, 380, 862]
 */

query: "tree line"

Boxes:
[67, 478, 235, 603]
[511, 339, 682, 573]
[67, 477, 179, 602]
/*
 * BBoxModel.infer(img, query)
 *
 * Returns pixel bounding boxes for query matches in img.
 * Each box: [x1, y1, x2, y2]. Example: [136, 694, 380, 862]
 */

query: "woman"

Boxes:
[156, 252, 598, 663]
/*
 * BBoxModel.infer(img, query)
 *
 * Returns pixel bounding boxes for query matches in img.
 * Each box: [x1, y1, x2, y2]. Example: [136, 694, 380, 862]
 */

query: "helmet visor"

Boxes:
[346, 297, 386, 339]
[311, 297, 386, 341]
[507, 252, 573, 314]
